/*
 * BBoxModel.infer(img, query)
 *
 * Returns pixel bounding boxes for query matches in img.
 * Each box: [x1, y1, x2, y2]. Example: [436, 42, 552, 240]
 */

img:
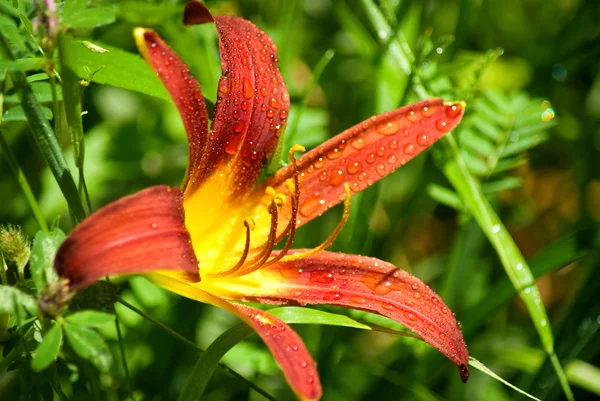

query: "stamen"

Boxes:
[207, 219, 253, 278]
[263, 146, 303, 266]
[231, 199, 280, 277]
[278, 183, 351, 263]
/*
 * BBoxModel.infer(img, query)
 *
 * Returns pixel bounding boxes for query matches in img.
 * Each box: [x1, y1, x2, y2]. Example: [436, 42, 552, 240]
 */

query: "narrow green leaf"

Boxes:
[0, 35, 87, 222]
[29, 228, 65, 293]
[0, 14, 27, 52]
[63, 322, 113, 372]
[269, 306, 371, 330]
[2, 105, 53, 121]
[427, 184, 464, 210]
[66, 311, 115, 327]
[567, 360, 600, 396]
[31, 323, 63, 371]
[178, 322, 253, 401]
[502, 133, 548, 157]
[0, 129, 48, 231]
[57, 32, 85, 169]
[482, 177, 523, 193]
[468, 357, 541, 401]
[0, 58, 45, 71]
[4, 82, 63, 104]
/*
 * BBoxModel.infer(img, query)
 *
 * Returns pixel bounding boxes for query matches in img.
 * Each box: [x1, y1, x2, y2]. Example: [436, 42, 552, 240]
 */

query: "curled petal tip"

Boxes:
[460, 363, 470, 383]
[184, 1, 214, 25]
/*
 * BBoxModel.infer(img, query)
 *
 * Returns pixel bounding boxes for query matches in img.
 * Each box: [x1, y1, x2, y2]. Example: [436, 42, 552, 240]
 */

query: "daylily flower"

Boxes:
[54, 2, 468, 400]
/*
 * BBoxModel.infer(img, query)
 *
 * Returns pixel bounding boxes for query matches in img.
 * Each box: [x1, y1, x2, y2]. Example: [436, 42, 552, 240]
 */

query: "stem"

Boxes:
[0, 34, 86, 222]
[118, 299, 277, 400]
[0, 128, 49, 231]
[113, 305, 133, 400]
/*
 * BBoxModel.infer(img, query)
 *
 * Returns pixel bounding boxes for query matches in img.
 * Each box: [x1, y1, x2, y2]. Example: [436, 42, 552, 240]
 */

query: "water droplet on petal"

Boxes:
[403, 144, 416, 155]
[347, 161, 361, 175]
[376, 120, 401, 135]
[446, 104, 462, 119]
[416, 134, 430, 146]
[242, 79, 253, 99]
[436, 119, 450, 132]
[330, 168, 346, 186]
[351, 138, 365, 149]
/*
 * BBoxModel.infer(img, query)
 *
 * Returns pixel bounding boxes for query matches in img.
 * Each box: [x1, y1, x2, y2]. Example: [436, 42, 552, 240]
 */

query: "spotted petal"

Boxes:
[149, 271, 322, 401]
[54, 186, 199, 290]
[134, 30, 210, 195]
[268, 98, 464, 226]
[183, 1, 290, 196]
[201, 251, 470, 382]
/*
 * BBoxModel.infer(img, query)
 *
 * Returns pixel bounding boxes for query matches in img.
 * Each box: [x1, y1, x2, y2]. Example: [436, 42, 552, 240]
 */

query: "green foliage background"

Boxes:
[1, 0, 600, 400]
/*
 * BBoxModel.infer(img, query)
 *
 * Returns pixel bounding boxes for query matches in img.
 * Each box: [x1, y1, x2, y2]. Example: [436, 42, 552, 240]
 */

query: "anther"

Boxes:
[279, 183, 351, 262]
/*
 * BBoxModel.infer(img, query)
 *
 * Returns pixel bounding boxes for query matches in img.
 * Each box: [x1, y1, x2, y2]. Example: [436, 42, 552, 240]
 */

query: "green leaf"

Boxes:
[179, 322, 253, 401]
[268, 306, 371, 330]
[29, 228, 66, 294]
[0, 285, 38, 315]
[66, 311, 115, 327]
[63, 9, 116, 29]
[4, 82, 63, 104]
[0, 14, 27, 52]
[63, 322, 113, 372]
[0, 58, 45, 71]
[469, 357, 541, 401]
[2, 105, 53, 121]
[31, 323, 63, 372]
[427, 184, 464, 210]
[72, 41, 170, 102]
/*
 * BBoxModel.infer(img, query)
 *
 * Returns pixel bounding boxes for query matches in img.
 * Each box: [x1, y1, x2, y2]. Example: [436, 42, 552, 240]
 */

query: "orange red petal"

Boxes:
[267, 99, 465, 226]
[184, 1, 290, 196]
[54, 186, 199, 290]
[134, 29, 210, 195]
[215, 250, 469, 382]
[149, 271, 322, 401]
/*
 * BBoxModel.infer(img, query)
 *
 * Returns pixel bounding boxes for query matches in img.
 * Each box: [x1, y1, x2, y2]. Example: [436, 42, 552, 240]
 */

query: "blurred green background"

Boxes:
[1, 0, 600, 400]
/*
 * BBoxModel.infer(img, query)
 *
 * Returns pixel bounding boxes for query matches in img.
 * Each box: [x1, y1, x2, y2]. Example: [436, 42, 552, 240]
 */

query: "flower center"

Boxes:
[205, 145, 351, 279]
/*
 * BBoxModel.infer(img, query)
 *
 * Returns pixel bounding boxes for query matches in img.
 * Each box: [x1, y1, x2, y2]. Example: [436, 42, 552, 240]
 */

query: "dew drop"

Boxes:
[351, 138, 365, 150]
[422, 106, 434, 117]
[446, 104, 462, 119]
[387, 155, 396, 165]
[218, 81, 228, 93]
[347, 161, 361, 175]
[279, 109, 288, 120]
[232, 110, 240, 120]
[376, 120, 401, 135]
[266, 109, 275, 118]
[376, 164, 386, 177]
[406, 110, 418, 122]
[376, 146, 386, 157]
[327, 149, 342, 160]
[233, 121, 245, 134]
[542, 108, 555, 122]
[323, 291, 343, 301]
[319, 171, 328, 181]
[299, 195, 322, 217]
[350, 295, 366, 304]
[403, 144, 416, 155]
[389, 139, 398, 149]
[260, 86, 269, 97]
[358, 171, 368, 181]
[404, 312, 418, 321]
[269, 97, 280, 109]
[242, 79, 253, 99]
[366, 154, 376, 164]
[491, 224, 500, 233]
[435, 119, 450, 132]
[416, 134, 430, 146]
[314, 158, 325, 169]
[330, 169, 346, 186]
[310, 270, 334, 284]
